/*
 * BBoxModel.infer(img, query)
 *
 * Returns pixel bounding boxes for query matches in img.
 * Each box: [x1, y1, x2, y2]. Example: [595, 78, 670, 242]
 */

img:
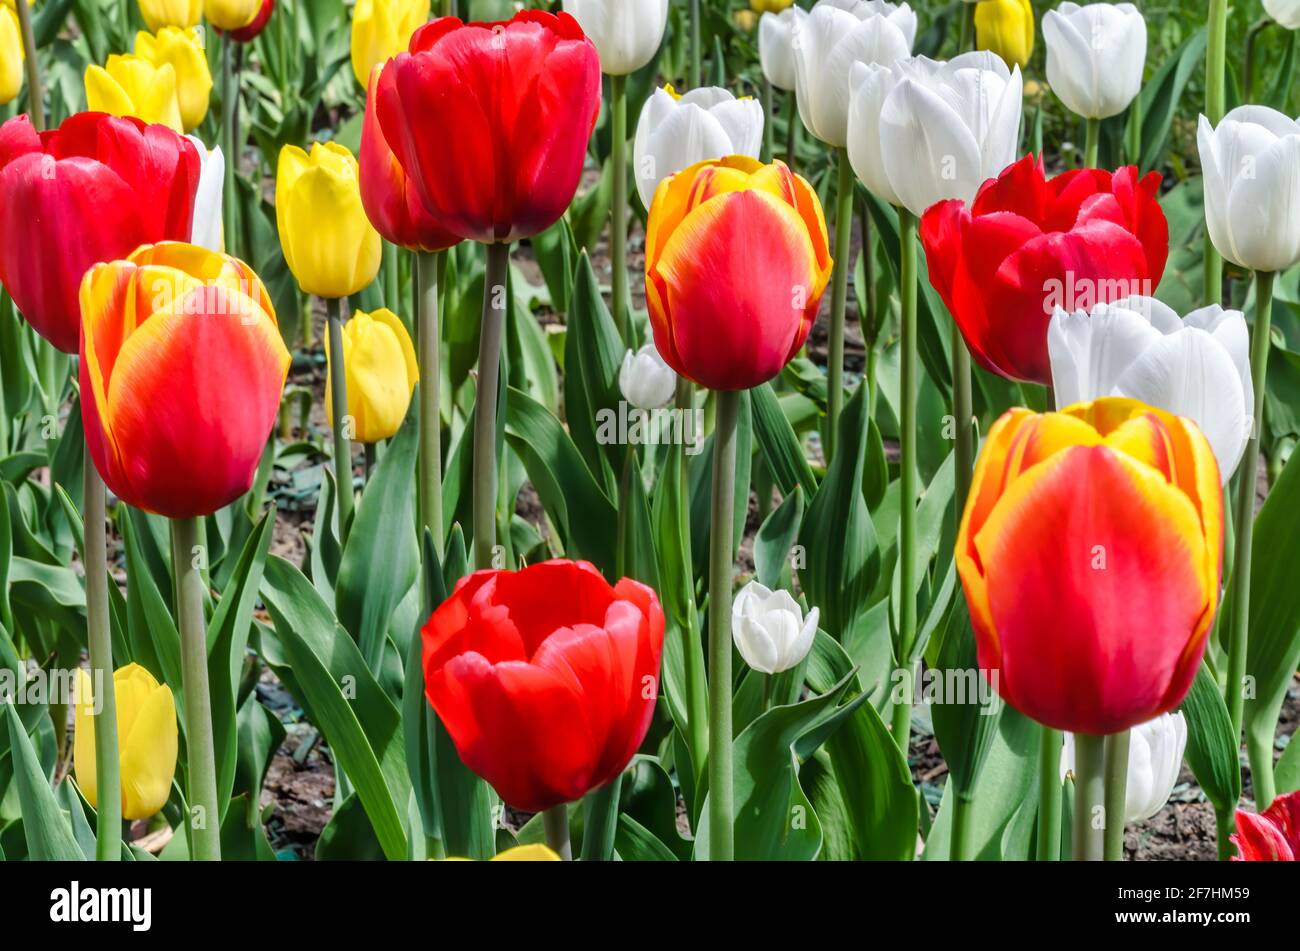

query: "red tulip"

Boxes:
[1232, 791, 1300, 861]
[219, 0, 275, 43]
[921, 155, 1168, 384]
[359, 66, 459, 253]
[376, 11, 601, 244]
[0, 112, 199, 353]
[421, 560, 664, 812]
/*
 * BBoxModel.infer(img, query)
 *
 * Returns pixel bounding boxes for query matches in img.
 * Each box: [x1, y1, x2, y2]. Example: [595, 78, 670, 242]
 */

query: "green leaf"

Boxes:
[1180, 663, 1241, 816]
[929, 597, 1001, 801]
[4, 703, 83, 861]
[755, 487, 804, 591]
[825, 697, 919, 860]
[751, 382, 816, 499]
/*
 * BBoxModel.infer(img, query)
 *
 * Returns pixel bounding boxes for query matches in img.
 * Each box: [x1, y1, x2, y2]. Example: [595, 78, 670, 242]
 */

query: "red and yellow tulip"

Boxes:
[79, 243, 290, 519]
[645, 156, 832, 391]
[957, 398, 1223, 735]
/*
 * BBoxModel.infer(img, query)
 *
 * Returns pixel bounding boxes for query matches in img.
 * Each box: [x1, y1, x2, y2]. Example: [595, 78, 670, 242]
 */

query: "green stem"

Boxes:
[1248, 731, 1277, 812]
[762, 81, 774, 164]
[384, 242, 400, 313]
[1083, 116, 1100, 169]
[543, 805, 572, 860]
[784, 90, 798, 170]
[579, 780, 621, 861]
[1071, 733, 1106, 861]
[1204, 0, 1228, 307]
[1037, 727, 1063, 861]
[441, 0, 454, 17]
[326, 297, 354, 543]
[959, 0, 976, 54]
[677, 379, 709, 789]
[14, 0, 43, 131]
[895, 209, 919, 747]
[473, 243, 509, 570]
[951, 792, 974, 861]
[417, 251, 444, 557]
[221, 36, 238, 259]
[707, 388, 741, 861]
[610, 74, 629, 344]
[952, 327, 974, 515]
[83, 454, 121, 861]
[690, 0, 701, 89]
[171, 517, 221, 861]
[826, 149, 853, 463]
[891, 659, 915, 752]
[1103, 730, 1130, 861]
[1226, 271, 1274, 745]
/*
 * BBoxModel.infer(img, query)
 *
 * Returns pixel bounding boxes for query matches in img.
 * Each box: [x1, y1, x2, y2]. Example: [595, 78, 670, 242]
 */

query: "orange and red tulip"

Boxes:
[957, 397, 1223, 735]
[79, 242, 291, 519]
[645, 156, 832, 391]
[1232, 790, 1300, 860]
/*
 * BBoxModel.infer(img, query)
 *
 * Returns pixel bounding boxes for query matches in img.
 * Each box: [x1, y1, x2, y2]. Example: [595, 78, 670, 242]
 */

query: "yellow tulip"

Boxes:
[135, 27, 212, 132]
[137, 0, 202, 32]
[441, 844, 563, 861]
[203, 0, 259, 31]
[74, 664, 178, 821]
[0, 5, 22, 106]
[276, 141, 383, 298]
[84, 54, 184, 132]
[976, 0, 1035, 70]
[325, 308, 419, 444]
[351, 0, 430, 88]
[750, 0, 794, 12]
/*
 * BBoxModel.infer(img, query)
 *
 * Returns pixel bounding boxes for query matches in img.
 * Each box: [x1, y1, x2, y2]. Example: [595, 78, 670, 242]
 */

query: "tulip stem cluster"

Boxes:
[82, 455, 122, 861]
[1103, 730, 1131, 860]
[826, 150, 855, 463]
[707, 388, 742, 861]
[13, 0, 42, 131]
[1036, 727, 1063, 861]
[892, 208, 920, 752]
[417, 251, 445, 556]
[171, 516, 221, 862]
[610, 74, 630, 343]
[473, 244, 509, 570]
[1072, 733, 1106, 861]
[326, 296, 354, 542]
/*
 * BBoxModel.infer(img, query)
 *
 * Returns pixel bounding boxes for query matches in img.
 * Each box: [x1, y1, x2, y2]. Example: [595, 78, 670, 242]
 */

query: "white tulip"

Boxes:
[759, 7, 806, 92]
[1048, 296, 1253, 482]
[1265, 0, 1300, 29]
[1197, 106, 1300, 274]
[847, 52, 1022, 216]
[1062, 712, 1187, 823]
[1043, 2, 1147, 120]
[619, 343, 677, 410]
[562, 0, 669, 76]
[731, 581, 819, 675]
[793, 0, 916, 148]
[633, 86, 764, 209]
[187, 136, 224, 253]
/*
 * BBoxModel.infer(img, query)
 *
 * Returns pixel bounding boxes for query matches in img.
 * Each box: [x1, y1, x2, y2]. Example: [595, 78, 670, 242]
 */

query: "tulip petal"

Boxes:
[119, 681, 178, 819]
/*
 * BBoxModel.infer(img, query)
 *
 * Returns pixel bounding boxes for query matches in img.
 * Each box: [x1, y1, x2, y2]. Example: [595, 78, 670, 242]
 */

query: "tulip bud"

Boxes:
[134, 27, 213, 133]
[752, 0, 796, 12]
[1043, 2, 1146, 120]
[1061, 712, 1187, 823]
[958, 398, 1222, 734]
[758, 6, 805, 92]
[441, 844, 563, 862]
[138, 0, 202, 32]
[633, 84, 765, 210]
[0, 5, 21, 106]
[848, 52, 1022, 216]
[325, 308, 419, 444]
[974, 0, 1034, 70]
[204, 0, 260, 31]
[350, 0, 430, 89]
[562, 0, 669, 76]
[84, 54, 185, 133]
[74, 665, 178, 821]
[1197, 106, 1300, 274]
[187, 136, 225, 252]
[1232, 790, 1300, 861]
[793, 0, 916, 148]
[645, 157, 833, 391]
[1048, 296, 1252, 483]
[1265, 0, 1300, 29]
[731, 581, 818, 675]
[619, 343, 677, 410]
[276, 141, 383, 299]
[219, 0, 274, 43]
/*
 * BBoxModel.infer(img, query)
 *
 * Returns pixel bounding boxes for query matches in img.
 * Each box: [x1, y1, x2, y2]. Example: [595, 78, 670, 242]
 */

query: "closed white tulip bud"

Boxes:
[1048, 296, 1253, 482]
[1062, 712, 1187, 823]
[732, 581, 819, 675]
[1198, 106, 1300, 274]
[1265, 0, 1300, 29]
[187, 136, 224, 252]
[793, 0, 916, 148]
[759, 7, 806, 91]
[562, 0, 669, 76]
[1043, 2, 1146, 120]
[633, 85, 765, 209]
[847, 52, 1022, 216]
[619, 343, 677, 410]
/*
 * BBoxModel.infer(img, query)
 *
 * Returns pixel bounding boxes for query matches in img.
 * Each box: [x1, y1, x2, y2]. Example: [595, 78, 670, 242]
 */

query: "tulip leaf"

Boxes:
[120, 513, 183, 705]
[3, 702, 83, 861]
[687, 390, 753, 573]
[1181, 663, 1241, 817]
[755, 486, 804, 592]
[532, 217, 577, 316]
[751, 382, 817, 500]
[404, 530, 442, 852]
[563, 252, 625, 495]
[614, 814, 677, 861]
[259, 556, 410, 861]
[1275, 735, 1300, 798]
[929, 596, 1001, 802]
[336, 415, 420, 674]
[1135, 28, 1208, 175]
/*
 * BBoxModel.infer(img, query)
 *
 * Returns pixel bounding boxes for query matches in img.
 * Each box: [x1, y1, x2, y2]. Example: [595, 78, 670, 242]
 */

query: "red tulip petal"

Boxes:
[1232, 807, 1296, 861]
